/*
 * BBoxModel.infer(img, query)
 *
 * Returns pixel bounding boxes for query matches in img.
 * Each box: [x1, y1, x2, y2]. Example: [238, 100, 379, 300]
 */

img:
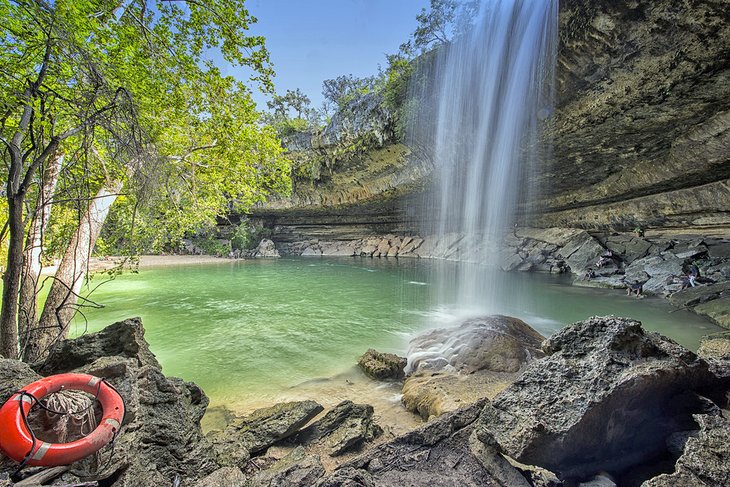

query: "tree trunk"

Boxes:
[24, 182, 122, 363]
[18, 154, 63, 359]
[0, 194, 25, 359]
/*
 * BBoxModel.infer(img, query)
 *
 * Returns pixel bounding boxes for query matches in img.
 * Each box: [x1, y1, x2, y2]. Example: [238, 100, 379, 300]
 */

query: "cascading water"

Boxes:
[409, 0, 558, 320]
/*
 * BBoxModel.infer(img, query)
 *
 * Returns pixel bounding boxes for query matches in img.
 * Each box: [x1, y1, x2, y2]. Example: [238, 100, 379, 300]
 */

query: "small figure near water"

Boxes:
[596, 250, 614, 268]
[627, 280, 643, 297]
[583, 268, 596, 280]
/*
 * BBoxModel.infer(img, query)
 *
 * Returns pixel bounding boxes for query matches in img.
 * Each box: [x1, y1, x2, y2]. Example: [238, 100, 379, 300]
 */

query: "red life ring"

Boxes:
[0, 373, 125, 467]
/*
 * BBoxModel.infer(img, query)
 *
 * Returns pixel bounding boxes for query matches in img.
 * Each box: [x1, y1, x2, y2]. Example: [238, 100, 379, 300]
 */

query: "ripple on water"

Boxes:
[71, 258, 722, 425]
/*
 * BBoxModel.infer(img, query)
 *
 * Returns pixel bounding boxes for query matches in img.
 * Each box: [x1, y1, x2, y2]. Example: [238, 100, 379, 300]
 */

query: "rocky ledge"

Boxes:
[1, 315, 728, 486]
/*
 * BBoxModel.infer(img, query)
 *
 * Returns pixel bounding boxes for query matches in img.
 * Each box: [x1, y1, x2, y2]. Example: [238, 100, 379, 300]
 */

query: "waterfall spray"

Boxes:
[409, 0, 558, 320]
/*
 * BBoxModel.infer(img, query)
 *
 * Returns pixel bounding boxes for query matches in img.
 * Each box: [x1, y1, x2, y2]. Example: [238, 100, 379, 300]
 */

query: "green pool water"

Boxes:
[68, 257, 722, 416]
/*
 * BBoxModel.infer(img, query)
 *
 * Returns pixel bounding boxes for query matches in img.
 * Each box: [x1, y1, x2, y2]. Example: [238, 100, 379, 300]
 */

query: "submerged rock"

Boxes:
[357, 349, 406, 380]
[474, 316, 721, 483]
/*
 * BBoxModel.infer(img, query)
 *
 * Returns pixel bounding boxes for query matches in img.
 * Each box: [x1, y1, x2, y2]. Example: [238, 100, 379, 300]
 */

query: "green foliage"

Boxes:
[322, 74, 379, 110]
[193, 236, 231, 257]
[230, 221, 272, 251]
[277, 118, 310, 137]
[403, 0, 479, 53]
[1, 0, 290, 258]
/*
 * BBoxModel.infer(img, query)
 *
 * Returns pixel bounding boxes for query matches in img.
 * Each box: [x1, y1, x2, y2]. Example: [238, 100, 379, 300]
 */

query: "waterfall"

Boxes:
[409, 0, 558, 319]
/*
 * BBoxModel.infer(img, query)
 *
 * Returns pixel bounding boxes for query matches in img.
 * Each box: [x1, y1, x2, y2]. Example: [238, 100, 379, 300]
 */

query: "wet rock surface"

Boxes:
[357, 349, 406, 380]
[406, 315, 546, 374]
[474, 316, 723, 484]
[401, 315, 544, 420]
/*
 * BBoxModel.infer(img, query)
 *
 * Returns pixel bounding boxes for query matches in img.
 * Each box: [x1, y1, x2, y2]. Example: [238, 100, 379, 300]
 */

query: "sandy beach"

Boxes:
[40, 254, 229, 276]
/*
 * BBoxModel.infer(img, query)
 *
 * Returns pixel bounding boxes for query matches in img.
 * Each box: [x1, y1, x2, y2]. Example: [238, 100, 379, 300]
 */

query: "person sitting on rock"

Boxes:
[680, 272, 697, 290]
[626, 280, 643, 296]
[583, 268, 596, 280]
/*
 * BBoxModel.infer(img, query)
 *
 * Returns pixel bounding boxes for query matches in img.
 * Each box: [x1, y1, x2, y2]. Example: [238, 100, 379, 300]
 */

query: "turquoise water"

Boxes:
[69, 257, 722, 414]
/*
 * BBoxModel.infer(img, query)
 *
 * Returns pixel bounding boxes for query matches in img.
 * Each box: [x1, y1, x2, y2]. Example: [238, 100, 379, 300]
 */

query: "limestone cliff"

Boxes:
[252, 0, 730, 238]
[537, 0, 730, 230]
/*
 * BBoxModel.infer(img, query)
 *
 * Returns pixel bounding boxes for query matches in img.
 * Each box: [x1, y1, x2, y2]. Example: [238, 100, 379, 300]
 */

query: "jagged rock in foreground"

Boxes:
[642, 413, 730, 487]
[357, 349, 407, 380]
[209, 400, 324, 464]
[35, 316, 161, 374]
[402, 315, 545, 419]
[316, 398, 529, 486]
[474, 316, 727, 484]
[293, 400, 383, 457]
[0, 318, 219, 486]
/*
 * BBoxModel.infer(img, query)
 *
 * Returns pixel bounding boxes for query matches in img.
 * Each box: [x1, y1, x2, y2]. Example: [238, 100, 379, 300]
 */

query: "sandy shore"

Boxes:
[41, 254, 229, 276]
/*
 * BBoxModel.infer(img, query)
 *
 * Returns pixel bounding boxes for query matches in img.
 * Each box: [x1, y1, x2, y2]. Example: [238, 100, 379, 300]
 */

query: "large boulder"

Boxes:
[35, 317, 160, 374]
[560, 231, 606, 273]
[251, 238, 280, 258]
[474, 316, 722, 483]
[406, 315, 545, 374]
[402, 315, 545, 420]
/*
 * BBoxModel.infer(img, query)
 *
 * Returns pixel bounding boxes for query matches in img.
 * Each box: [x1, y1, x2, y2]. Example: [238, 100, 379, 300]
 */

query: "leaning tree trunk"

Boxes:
[18, 153, 63, 359]
[24, 182, 123, 363]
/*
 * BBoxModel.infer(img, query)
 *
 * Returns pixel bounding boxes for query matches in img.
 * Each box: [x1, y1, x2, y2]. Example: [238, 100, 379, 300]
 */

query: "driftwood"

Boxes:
[14, 466, 69, 486]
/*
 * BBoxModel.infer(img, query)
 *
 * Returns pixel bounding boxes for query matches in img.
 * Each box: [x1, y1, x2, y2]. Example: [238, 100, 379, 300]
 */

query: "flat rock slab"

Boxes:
[668, 282, 730, 309]
[693, 297, 730, 329]
[215, 400, 324, 456]
[294, 401, 383, 457]
[401, 370, 513, 420]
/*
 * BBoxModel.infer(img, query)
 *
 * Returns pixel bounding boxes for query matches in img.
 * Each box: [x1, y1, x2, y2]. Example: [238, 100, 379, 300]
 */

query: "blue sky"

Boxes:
[241, 0, 431, 112]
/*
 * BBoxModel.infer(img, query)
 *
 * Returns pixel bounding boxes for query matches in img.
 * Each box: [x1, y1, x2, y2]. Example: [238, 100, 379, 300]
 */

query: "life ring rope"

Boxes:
[0, 374, 126, 473]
